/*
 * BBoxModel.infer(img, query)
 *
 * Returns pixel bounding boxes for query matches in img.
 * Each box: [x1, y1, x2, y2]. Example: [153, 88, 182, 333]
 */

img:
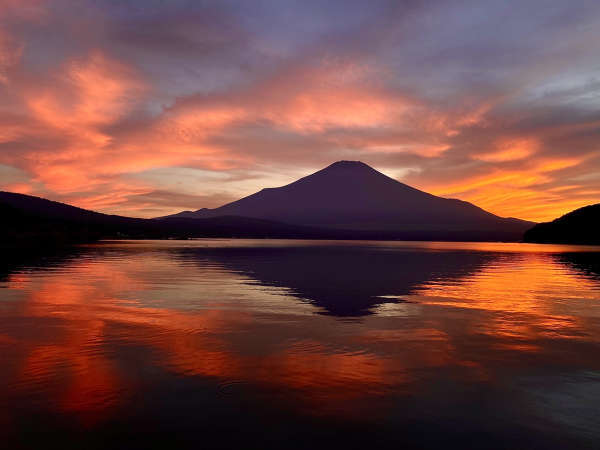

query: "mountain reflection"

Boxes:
[555, 252, 600, 282]
[172, 244, 499, 316]
[1, 241, 600, 449]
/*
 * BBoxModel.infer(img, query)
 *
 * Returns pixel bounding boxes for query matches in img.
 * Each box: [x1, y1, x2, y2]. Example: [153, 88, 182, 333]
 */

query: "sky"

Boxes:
[0, 0, 599, 222]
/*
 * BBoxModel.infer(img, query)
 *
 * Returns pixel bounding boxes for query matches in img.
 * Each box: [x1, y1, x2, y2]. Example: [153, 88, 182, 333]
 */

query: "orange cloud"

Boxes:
[474, 137, 539, 162]
[423, 153, 594, 221]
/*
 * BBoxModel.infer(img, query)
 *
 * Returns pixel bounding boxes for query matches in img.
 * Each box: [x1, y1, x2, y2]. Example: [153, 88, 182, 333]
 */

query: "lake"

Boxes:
[1, 240, 600, 449]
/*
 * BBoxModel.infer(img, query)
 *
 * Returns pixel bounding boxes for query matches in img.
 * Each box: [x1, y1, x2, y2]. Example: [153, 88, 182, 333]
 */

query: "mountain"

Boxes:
[1, 160, 537, 246]
[162, 160, 534, 241]
[524, 203, 600, 245]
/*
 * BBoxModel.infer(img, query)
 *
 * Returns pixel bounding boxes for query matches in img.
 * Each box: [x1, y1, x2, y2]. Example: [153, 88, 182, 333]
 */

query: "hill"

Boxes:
[0, 192, 340, 247]
[523, 203, 600, 245]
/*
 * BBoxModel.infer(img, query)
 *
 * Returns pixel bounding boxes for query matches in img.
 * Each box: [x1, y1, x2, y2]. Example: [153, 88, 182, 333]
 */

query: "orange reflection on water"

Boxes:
[413, 253, 600, 352]
[415, 253, 600, 314]
[4, 254, 407, 420]
[3, 243, 600, 426]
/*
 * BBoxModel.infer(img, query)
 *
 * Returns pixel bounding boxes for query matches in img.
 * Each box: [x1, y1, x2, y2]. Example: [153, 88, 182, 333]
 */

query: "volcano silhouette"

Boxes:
[164, 161, 532, 241]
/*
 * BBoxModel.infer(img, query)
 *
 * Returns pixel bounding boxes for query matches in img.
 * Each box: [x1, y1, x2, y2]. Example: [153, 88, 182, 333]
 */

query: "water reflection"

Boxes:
[0, 240, 599, 449]
[556, 252, 600, 281]
[173, 244, 500, 316]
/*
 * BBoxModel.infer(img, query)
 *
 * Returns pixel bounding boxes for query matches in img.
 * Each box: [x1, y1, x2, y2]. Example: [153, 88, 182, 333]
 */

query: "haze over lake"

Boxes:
[1, 240, 599, 449]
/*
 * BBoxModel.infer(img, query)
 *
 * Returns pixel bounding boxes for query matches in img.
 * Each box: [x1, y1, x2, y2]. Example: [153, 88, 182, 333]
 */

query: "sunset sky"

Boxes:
[0, 0, 599, 222]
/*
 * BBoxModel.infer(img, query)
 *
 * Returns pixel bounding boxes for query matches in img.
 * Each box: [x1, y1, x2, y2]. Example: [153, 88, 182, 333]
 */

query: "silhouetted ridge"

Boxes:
[162, 161, 533, 241]
[0, 191, 354, 246]
[524, 203, 600, 245]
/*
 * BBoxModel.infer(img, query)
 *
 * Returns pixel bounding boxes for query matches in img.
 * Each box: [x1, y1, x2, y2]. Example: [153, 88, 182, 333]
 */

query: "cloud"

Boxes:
[0, 0, 599, 220]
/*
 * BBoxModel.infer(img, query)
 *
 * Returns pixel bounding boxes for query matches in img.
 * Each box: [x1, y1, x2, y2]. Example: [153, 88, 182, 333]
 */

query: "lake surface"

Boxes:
[1, 240, 600, 449]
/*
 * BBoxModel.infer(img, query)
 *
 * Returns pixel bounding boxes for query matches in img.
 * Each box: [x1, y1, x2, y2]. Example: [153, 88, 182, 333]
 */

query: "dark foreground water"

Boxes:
[1, 240, 600, 449]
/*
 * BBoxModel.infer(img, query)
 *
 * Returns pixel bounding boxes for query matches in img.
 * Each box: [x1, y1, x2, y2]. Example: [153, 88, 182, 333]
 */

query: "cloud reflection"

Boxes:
[0, 241, 599, 438]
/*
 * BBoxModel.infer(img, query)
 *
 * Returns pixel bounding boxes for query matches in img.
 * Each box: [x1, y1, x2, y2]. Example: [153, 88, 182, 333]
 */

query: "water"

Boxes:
[1, 240, 599, 449]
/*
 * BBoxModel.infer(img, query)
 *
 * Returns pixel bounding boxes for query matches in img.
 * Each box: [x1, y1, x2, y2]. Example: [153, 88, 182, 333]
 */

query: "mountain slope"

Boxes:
[0, 192, 343, 246]
[524, 203, 600, 245]
[164, 161, 533, 240]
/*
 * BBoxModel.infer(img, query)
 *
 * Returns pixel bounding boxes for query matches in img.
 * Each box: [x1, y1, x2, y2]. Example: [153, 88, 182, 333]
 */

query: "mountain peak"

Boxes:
[326, 160, 371, 170]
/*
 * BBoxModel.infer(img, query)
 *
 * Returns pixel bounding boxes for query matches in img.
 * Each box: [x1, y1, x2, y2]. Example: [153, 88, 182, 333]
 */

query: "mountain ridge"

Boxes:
[0, 191, 347, 246]
[1, 189, 530, 246]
